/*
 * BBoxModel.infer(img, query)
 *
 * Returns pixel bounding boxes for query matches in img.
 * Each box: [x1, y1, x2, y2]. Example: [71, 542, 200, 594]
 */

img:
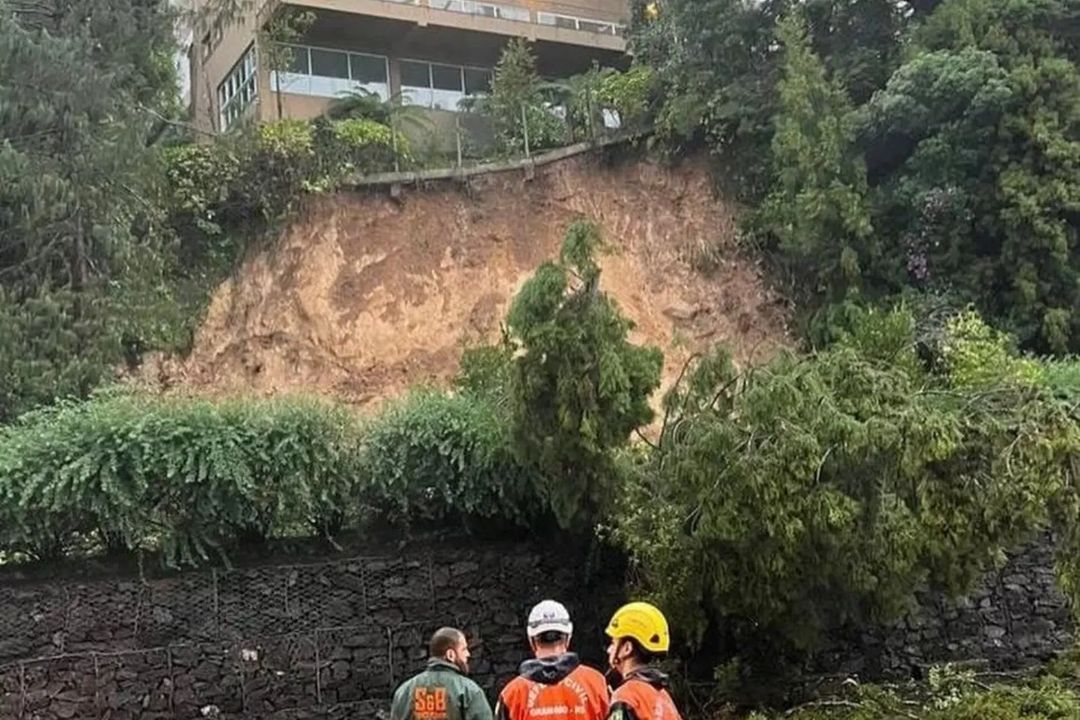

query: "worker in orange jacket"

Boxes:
[495, 600, 610, 720]
[604, 603, 682, 720]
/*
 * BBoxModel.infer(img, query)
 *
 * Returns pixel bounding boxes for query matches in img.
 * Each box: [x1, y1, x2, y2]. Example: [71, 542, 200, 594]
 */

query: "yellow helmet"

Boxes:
[605, 601, 670, 653]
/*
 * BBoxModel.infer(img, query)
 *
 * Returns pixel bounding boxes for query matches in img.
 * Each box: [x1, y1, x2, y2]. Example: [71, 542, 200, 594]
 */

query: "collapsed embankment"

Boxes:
[141, 149, 788, 408]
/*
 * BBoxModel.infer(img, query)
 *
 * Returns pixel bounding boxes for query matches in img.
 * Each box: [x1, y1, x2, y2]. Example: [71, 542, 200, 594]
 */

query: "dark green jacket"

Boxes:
[390, 658, 494, 720]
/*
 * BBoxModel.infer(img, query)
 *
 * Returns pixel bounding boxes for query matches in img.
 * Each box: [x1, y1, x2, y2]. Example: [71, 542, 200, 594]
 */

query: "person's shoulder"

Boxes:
[501, 675, 529, 694]
[610, 680, 641, 703]
[457, 674, 487, 694]
[574, 665, 607, 682]
[392, 673, 418, 706]
[498, 674, 530, 705]
[572, 664, 608, 690]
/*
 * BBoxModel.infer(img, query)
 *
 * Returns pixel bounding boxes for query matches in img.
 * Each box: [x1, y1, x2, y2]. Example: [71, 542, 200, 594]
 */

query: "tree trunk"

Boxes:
[275, 72, 283, 120]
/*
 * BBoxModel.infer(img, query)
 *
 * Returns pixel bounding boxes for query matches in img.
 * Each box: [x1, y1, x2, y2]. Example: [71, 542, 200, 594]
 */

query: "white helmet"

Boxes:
[526, 600, 573, 639]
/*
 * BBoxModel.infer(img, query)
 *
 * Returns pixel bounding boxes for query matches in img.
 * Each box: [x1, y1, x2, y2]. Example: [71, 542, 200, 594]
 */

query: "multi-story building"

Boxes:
[189, 0, 632, 135]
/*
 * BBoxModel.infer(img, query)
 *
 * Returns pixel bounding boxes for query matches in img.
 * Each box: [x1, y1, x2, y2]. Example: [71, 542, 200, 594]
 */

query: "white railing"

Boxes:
[427, 0, 530, 22]
[536, 10, 623, 36]
[379, 0, 626, 36]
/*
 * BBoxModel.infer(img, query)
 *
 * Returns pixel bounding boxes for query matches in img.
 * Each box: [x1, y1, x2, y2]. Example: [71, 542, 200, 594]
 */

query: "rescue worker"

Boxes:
[604, 602, 682, 720]
[495, 600, 609, 720]
[390, 627, 494, 720]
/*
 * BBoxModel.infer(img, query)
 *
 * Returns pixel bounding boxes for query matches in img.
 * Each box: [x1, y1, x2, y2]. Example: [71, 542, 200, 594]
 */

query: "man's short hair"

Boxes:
[429, 627, 465, 658]
[622, 637, 659, 664]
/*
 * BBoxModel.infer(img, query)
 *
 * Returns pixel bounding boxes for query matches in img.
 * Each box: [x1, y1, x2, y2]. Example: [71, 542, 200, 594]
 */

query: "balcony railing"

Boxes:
[381, 0, 626, 36]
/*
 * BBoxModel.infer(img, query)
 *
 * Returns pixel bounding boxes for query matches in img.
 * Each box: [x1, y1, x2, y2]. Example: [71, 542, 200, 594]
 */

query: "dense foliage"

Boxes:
[164, 117, 401, 247]
[469, 38, 568, 153]
[361, 390, 539, 529]
[0, 392, 363, 565]
[500, 222, 663, 529]
[754, 667, 1080, 719]
[636, 0, 1080, 352]
[0, 0, 182, 420]
[612, 307, 1079, 664]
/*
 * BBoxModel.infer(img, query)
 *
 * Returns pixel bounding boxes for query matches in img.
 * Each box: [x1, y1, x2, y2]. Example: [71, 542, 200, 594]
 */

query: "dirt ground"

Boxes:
[138, 151, 788, 411]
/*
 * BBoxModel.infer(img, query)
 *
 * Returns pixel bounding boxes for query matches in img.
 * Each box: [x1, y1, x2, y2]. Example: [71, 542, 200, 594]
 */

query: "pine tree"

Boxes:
[0, 0, 179, 420]
[759, 13, 873, 306]
[505, 222, 663, 529]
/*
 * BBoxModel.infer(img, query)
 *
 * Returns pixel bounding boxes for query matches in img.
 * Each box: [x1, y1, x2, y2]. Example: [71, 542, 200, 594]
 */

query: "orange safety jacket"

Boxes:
[496, 653, 610, 720]
[607, 668, 681, 720]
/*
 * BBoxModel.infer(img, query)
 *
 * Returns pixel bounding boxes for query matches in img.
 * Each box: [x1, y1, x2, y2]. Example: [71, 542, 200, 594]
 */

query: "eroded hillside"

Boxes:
[143, 152, 788, 408]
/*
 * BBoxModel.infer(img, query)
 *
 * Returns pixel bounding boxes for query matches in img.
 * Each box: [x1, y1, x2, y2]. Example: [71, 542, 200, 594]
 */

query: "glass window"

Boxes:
[350, 53, 387, 84]
[310, 48, 349, 78]
[497, 5, 529, 21]
[463, 68, 491, 95]
[578, 20, 614, 34]
[286, 45, 309, 74]
[401, 60, 432, 88]
[431, 64, 463, 92]
[218, 45, 258, 129]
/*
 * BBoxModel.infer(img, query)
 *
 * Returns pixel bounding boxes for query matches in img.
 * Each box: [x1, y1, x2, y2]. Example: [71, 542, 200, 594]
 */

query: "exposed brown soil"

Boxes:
[139, 152, 788, 410]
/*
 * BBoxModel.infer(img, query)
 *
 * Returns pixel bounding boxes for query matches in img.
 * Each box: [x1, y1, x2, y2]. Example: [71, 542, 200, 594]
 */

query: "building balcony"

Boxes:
[277, 0, 629, 52]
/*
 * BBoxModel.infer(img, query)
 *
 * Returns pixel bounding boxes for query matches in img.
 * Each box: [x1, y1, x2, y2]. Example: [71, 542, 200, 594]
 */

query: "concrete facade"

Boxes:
[189, 0, 632, 134]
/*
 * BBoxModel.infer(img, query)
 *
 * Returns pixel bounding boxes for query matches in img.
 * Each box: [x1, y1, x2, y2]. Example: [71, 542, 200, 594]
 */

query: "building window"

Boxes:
[401, 60, 492, 111]
[429, 0, 529, 22]
[270, 44, 390, 100]
[217, 44, 258, 130]
[536, 11, 624, 36]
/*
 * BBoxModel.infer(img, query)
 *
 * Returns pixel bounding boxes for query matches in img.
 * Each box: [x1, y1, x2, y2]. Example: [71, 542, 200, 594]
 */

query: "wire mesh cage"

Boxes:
[238, 633, 318, 717]
[94, 648, 173, 719]
[20, 653, 98, 718]
[136, 572, 219, 646]
[0, 583, 68, 662]
[316, 623, 390, 705]
[0, 542, 616, 718]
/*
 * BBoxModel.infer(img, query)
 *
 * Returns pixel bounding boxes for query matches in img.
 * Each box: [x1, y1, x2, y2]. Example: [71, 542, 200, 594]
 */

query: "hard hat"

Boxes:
[644, 2, 660, 20]
[605, 601, 670, 653]
[527, 600, 573, 638]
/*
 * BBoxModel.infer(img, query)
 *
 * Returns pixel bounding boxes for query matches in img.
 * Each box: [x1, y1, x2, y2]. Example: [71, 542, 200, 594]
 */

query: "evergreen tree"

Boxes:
[0, 0, 179, 420]
[505, 222, 662, 529]
[758, 13, 873, 309]
[474, 38, 566, 153]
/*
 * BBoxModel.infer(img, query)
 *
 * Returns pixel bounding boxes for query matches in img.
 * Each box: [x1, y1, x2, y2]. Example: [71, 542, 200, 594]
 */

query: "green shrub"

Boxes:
[162, 116, 404, 262]
[612, 307, 1066, 657]
[598, 65, 658, 131]
[328, 117, 408, 172]
[470, 38, 569, 153]
[765, 672, 1080, 719]
[361, 391, 540, 528]
[0, 392, 363, 566]
[504, 222, 662, 530]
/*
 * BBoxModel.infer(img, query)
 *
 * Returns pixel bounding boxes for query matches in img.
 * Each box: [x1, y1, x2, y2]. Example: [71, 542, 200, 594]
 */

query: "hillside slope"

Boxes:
[144, 152, 787, 408]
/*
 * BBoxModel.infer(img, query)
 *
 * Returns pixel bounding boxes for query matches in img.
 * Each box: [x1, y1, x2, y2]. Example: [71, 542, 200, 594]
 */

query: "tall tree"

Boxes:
[504, 222, 662, 530]
[758, 13, 873, 312]
[0, 0, 180, 420]
[862, 0, 1080, 352]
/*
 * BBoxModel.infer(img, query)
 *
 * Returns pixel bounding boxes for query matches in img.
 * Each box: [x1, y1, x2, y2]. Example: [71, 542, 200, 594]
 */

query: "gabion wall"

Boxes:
[0, 540, 621, 719]
[0, 536, 1074, 719]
